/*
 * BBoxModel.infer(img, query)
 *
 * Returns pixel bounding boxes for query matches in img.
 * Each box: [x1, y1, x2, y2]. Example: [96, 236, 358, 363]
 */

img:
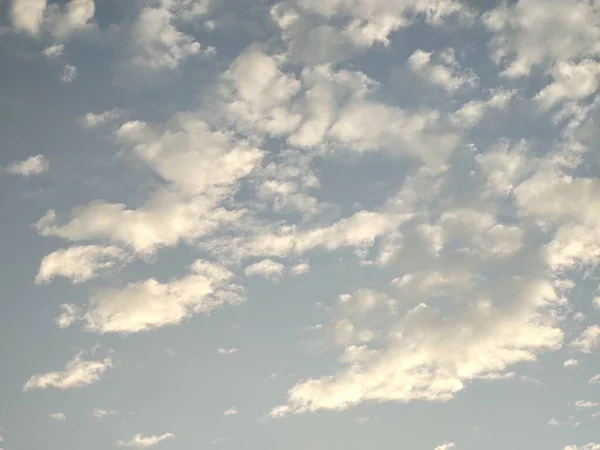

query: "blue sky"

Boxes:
[1, 0, 600, 449]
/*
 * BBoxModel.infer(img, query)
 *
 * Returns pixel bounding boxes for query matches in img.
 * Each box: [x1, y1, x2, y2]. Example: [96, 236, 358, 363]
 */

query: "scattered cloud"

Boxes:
[217, 348, 237, 355]
[4, 154, 49, 176]
[575, 400, 599, 410]
[564, 359, 579, 368]
[61, 260, 243, 334]
[36, 245, 129, 284]
[23, 351, 112, 391]
[571, 326, 600, 354]
[42, 44, 65, 58]
[61, 65, 77, 83]
[50, 412, 66, 421]
[244, 259, 285, 281]
[81, 109, 125, 128]
[118, 433, 174, 448]
[408, 48, 478, 92]
[223, 407, 237, 416]
[92, 408, 116, 418]
[434, 443, 455, 450]
[272, 279, 563, 416]
[564, 444, 600, 450]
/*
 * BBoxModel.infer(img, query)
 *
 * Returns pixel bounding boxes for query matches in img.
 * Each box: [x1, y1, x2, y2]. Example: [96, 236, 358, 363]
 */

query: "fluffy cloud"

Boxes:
[10, 0, 48, 35]
[575, 400, 599, 410]
[408, 48, 478, 92]
[10, 0, 95, 37]
[563, 359, 579, 368]
[4, 154, 49, 176]
[35, 115, 262, 255]
[271, 0, 473, 64]
[565, 445, 600, 450]
[535, 60, 600, 110]
[217, 348, 237, 355]
[92, 408, 116, 418]
[484, 0, 600, 78]
[42, 43, 64, 57]
[81, 109, 125, 128]
[45, 0, 95, 39]
[589, 374, 600, 384]
[50, 412, 66, 421]
[244, 259, 285, 280]
[272, 279, 563, 415]
[434, 444, 455, 450]
[571, 325, 600, 353]
[36, 245, 129, 284]
[223, 407, 237, 416]
[23, 352, 112, 391]
[60, 260, 243, 334]
[120, 0, 212, 79]
[118, 433, 174, 448]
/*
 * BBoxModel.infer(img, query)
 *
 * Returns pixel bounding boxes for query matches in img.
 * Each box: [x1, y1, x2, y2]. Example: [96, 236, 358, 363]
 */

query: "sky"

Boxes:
[0, 0, 600, 449]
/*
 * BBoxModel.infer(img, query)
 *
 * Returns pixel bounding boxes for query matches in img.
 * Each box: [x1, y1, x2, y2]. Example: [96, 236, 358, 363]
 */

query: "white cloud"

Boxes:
[535, 60, 600, 110]
[50, 412, 66, 421]
[571, 325, 600, 354]
[434, 443, 455, 450]
[327, 100, 459, 164]
[217, 210, 407, 263]
[271, 279, 563, 416]
[563, 359, 579, 368]
[10, 0, 47, 35]
[4, 154, 49, 176]
[244, 259, 285, 280]
[564, 445, 600, 450]
[23, 351, 112, 391]
[223, 407, 237, 416]
[484, 0, 600, 78]
[408, 48, 478, 92]
[271, 0, 473, 64]
[45, 0, 95, 39]
[291, 262, 310, 275]
[92, 408, 116, 418]
[42, 44, 65, 57]
[121, 0, 212, 79]
[217, 348, 237, 355]
[36, 115, 262, 255]
[10, 0, 95, 38]
[36, 245, 129, 284]
[55, 303, 80, 329]
[61, 64, 77, 83]
[64, 260, 243, 334]
[118, 433, 174, 448]
[590, 374, 600, 384]
[575, 400, 599, 410]
[81, 109, 125, 128]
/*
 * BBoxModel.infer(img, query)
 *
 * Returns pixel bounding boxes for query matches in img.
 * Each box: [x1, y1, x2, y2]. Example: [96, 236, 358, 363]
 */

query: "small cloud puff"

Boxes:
[217, 348, 237, 355]
[434, 443, 456, 450]
[118, 433, 174, 448]
[50, 412, 66, 421]
[61, 65, 77, 83]
[23, 351, 112, 391]
[4, 154, 49, 176]
[223, 407, 237, 416]
[244, 259, 285, 281]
